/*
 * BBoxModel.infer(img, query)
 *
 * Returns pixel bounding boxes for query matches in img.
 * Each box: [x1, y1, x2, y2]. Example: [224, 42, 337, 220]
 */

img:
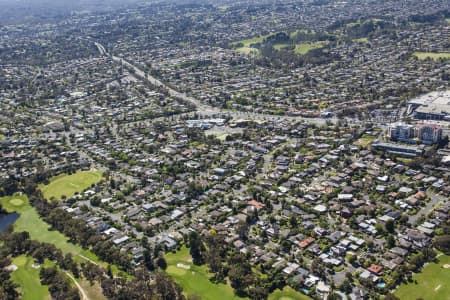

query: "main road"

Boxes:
[94, 42, 337, 126]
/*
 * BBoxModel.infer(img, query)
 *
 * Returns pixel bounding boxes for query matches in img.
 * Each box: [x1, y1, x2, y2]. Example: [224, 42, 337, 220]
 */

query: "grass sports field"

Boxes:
[232, 35, 269, 54]
[294, 42, 326, 55]
[0, 194, 102, 263]
[269, 286, 311, 300]
[353, 37, 369, 43]
[413, 52, 450, 60]
[166, 247, 311, 300]
[232, 35, 269, 48]
[232, 33, 326, 56]
[165, 246, 246, 300]
[39, 170, 103, 200]
[1, 194, 120, 298]
[273, 44, 291, 50]
[395, 254, 450, 300]
[353, 134, 376, 148]
[10, 255, 107, 300]
[10, 255, 53, 300]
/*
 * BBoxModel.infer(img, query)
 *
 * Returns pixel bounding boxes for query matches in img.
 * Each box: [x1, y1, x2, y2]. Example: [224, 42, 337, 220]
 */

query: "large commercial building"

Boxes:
[389, 123, 415, 142]
[388, 122, 443, 145]
[409, 91, 450, 121]
[372, 142, 424, 157]
[417, 124, 443, 144]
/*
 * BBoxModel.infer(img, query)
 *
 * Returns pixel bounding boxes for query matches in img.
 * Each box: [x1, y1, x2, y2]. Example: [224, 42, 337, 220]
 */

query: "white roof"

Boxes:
[313, 204, 328, 213]
[103, 227, 118, 235]
[113, 236, 129, 245]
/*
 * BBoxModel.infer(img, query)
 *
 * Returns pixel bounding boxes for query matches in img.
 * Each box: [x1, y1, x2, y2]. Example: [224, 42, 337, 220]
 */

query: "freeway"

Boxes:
[94, 42, 336, 126]
[110, 54, 217, 114]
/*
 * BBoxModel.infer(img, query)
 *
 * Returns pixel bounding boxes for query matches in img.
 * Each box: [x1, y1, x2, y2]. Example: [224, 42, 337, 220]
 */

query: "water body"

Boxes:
[0, 212, 19, 232]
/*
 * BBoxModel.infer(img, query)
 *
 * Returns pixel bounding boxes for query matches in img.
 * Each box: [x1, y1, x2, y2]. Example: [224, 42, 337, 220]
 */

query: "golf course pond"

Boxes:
[0, 212, 20, 232]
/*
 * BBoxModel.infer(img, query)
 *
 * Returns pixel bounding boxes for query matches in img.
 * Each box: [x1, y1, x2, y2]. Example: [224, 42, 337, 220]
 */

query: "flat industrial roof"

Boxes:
[409, 90, 450, 106]
[409, 91, 450, 115]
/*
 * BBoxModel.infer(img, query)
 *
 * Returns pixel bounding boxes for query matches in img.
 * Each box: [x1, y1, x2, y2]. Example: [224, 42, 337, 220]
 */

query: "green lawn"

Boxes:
[166, 247, 312, 300]
[289, 29, 311, 39]
[165, 246, 246, 300]
[39, 170, 103, 200]
[232, 34, 271, 55]
[269, 286, 311, 300]
[235, 47, 260, 55]
[346, 18, 384, 28]
[11, 254, 106, 300]
[1, 194, 123, 298]
[10, 255, 53, 300]
[233, 34, 326, 56]
[354, 135, 376, 147]
[294, 42, 326, 55]
[273, 44, 291, 50]
[206, 130, 229, 141]
[395, 254, 450, 300]
[0, 194, 101, 263]
[396, 157, 414, 164]
[0, 134, 4, 140]
[413, 52, 450, 60]
[353, 37, 369, 43]
[232, 35, 270, 48]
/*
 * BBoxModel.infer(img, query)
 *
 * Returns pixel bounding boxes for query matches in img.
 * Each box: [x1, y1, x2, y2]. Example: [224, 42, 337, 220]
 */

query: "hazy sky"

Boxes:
[0, 0, 144, 24]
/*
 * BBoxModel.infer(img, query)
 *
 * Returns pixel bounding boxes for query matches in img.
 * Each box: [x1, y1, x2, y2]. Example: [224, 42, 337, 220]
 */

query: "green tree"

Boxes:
[385, 219, 395, 233]
[328, 293, 342, 300]
[340, 279, 352, 294]
[156, 257, 167, 270]
[189, 231, 204, 265]
[386, 235, 395, 248]
[434, 235, 450, 255]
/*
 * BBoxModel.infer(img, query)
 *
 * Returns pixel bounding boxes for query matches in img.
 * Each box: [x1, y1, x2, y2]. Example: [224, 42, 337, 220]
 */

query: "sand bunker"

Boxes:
[177, 263, 191, 270]
[4, 264, 18, 272]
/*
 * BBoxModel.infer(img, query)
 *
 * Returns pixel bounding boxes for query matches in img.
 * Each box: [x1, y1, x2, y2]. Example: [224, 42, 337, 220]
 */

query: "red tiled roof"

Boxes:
[248, 200, 265, 210]
[368, 264, 383, 274]
[298, 237, 315, 248]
